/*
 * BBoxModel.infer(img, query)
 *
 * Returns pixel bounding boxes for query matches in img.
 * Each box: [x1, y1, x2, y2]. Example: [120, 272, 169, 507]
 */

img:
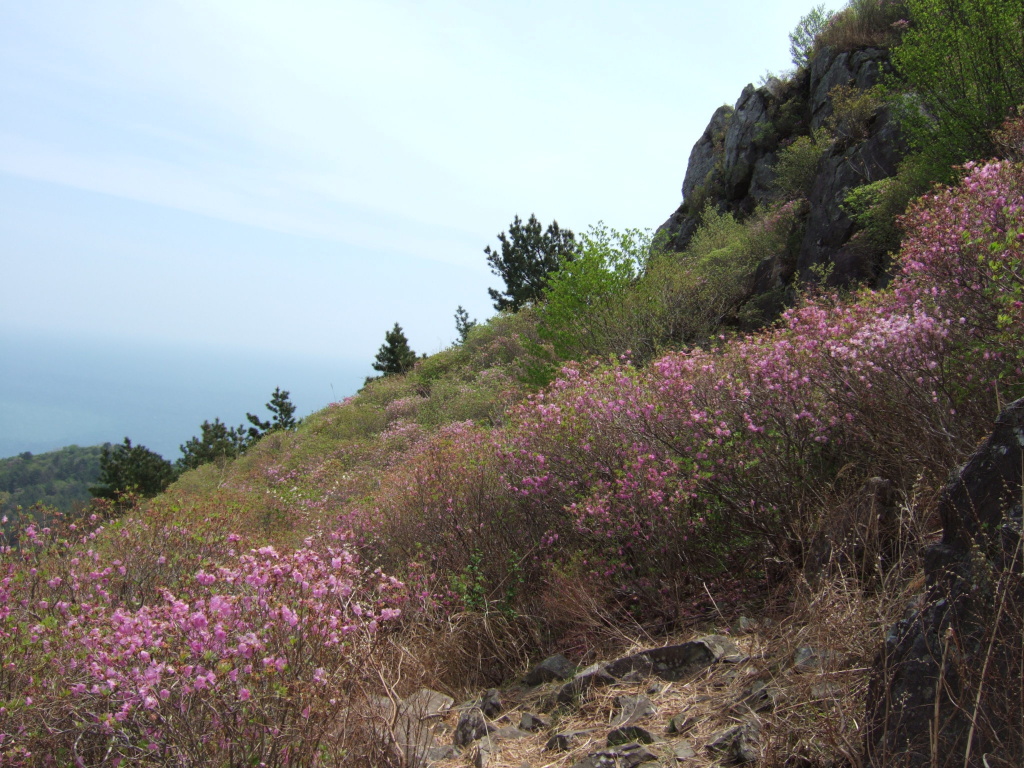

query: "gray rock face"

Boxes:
[681, 104, 734, 205]
[659, 45, 904, 298]
[796, 108, 905, 284]
[865, 398, 1024, 767]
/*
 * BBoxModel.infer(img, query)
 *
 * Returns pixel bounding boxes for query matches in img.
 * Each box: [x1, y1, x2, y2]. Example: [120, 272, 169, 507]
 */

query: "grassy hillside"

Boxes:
[3, 2, 1024, 765]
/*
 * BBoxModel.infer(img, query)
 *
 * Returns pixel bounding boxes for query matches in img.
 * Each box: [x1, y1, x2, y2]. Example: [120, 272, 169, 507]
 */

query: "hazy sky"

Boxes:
[2, 1, 842, 368]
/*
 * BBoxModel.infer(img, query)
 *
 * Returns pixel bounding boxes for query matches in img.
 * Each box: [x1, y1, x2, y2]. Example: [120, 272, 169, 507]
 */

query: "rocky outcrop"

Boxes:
[659, 45, 906, 293]
[865, 398, 1024, 767]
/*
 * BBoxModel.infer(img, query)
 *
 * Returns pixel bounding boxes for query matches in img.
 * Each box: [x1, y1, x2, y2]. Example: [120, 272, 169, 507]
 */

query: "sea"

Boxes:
[0, 331, 368, 460]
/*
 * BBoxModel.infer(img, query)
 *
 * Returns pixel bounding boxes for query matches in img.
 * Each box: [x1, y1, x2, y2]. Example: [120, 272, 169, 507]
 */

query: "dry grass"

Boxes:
[814, 0, 908, 55]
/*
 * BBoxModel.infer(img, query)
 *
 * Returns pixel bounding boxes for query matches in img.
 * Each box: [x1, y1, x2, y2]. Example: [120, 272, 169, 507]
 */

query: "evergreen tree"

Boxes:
[89, 438, 176, 500]
[485, 214, 576, 312]
[372, 323, 417, 376]
[454, 305, 477, 343]
[246, 387, 298, 444]
[178, 418, 247, 471]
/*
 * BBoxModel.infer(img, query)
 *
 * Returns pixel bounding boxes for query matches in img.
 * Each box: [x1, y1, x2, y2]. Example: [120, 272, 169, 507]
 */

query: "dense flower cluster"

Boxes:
[0, 515, 404, 765]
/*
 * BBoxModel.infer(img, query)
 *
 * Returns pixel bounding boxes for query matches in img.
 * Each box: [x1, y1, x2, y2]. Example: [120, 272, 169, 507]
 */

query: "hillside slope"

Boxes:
[4, 2, 1024, 765]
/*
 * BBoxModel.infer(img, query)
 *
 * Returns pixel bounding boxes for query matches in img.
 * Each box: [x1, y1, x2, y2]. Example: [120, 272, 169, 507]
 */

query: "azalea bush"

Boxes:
[0, 510, 405, 767]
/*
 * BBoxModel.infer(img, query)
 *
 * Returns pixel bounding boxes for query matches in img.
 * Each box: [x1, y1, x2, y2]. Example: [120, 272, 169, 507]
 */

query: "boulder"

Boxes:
[453, 708, 494, 748]
[610, 694, 656, 727]
[706, 721, 761, 764]
[524, 653, 575, 686]
[518, 711, 550, 732]
[569, 743, 659, 768]
[865, 398, 1024, 766]
[557, 662, 618, 704]
[605, 635, 742, 682]
[607, 725, 657, 746]
[546, 730, 594, 752]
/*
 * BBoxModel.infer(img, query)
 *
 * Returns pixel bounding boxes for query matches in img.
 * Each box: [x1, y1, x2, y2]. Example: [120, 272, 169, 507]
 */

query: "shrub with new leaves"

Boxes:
[890, 0, 1024, 173]
[538, 223, 654, 361]
[790, 3, 834, 67]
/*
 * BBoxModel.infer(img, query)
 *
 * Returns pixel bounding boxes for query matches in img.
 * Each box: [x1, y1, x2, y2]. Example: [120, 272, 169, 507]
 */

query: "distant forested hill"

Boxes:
[0, 444, 105, 514]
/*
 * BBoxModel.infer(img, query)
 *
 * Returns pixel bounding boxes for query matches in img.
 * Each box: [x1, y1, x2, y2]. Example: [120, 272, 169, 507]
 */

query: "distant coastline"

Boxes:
[0, 331, 366, 460]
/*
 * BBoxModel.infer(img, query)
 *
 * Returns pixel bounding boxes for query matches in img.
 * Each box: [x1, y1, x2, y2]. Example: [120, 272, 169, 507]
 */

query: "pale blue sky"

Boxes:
[0, 1, 842, 456]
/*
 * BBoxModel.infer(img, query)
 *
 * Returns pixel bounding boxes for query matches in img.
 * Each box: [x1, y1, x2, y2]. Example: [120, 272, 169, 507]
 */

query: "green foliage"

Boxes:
[538, 223, 654, 360]
[826, 83, 885, 141]
[643, 202, 802, 346]
[178, 418, 248, 471]
[842, 153, 935, 253]
[774, 128, 830, 200]
[246, 387, 298, 443]
[790, 4, 834, 67]
[454, 305, 477, 343]
[889, 0, 1024, 173]
[371, 322, 418, 377]
[89, 437, 176, 501]
[485, 214, 576, 312]
[0, 445, 104, 514]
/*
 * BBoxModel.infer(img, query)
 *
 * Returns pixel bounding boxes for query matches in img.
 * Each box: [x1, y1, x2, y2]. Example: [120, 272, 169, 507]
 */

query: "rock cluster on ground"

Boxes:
[373, 631, 863, 767]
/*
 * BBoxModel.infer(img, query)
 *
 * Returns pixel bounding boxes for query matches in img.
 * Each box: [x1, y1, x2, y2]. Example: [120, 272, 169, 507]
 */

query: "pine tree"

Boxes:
[454, 305, 477, 343]
[246, 387, 298, 444]
[485, 214, 576, 312]
[372, 323, 417, 376]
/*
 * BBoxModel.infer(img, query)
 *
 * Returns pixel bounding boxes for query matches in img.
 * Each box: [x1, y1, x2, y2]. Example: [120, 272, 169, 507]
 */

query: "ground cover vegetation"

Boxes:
[4, 1, 1024, 764]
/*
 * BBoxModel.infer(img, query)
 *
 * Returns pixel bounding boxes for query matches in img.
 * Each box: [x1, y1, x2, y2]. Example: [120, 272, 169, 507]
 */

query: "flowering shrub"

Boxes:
[0, 512, 404, 766]
[505, 158, 1024, 575]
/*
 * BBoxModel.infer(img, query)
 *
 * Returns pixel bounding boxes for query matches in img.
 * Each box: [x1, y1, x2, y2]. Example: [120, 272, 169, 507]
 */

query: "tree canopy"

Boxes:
[485, 214, 576, 312]
[890, 0, 1024, 171]
[178, 418, 248, 471]
[88, 438, 176, 501]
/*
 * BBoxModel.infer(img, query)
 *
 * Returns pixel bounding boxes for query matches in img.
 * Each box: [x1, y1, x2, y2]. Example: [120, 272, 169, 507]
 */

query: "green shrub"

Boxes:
[889, 0, 1024, 173]
[538, 223, 655, 361]
[826, 83, 885, 141]
[635, 202, 803, 350]
[842, 152, 934, 254]
[774, 128, 830, 200]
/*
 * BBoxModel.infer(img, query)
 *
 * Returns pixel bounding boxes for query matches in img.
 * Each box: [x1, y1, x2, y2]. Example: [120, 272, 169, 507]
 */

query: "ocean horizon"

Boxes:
[0, 331, 369, 461]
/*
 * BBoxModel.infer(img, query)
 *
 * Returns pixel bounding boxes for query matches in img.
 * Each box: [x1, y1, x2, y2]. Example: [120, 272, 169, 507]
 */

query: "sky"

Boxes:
[0, 0, 843, 458]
